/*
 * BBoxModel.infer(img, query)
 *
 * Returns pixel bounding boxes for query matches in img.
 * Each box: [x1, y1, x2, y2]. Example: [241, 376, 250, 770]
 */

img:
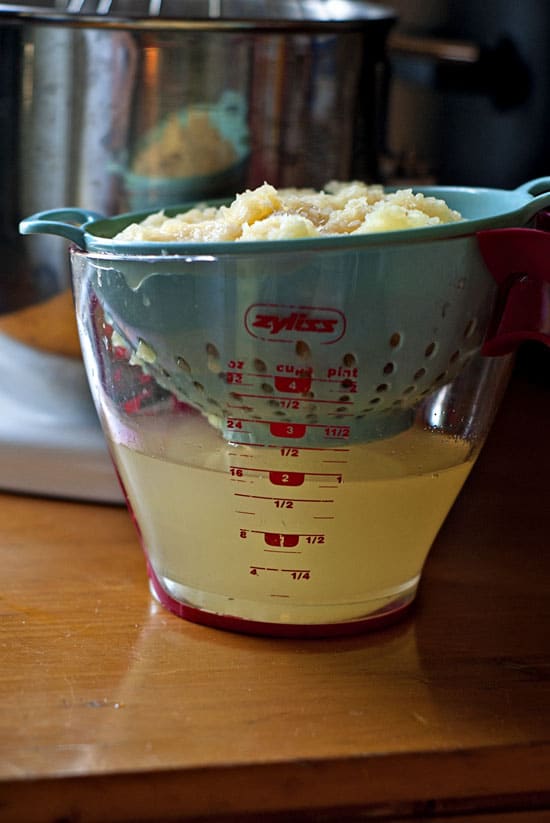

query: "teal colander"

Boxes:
[20, 178, 550, 442]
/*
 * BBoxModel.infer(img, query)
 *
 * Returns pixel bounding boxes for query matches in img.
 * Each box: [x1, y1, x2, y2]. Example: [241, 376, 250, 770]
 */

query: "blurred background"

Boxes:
[377, 0, 550, 391]
[378, 0, 549, 188]
[0, 0, 548, 501]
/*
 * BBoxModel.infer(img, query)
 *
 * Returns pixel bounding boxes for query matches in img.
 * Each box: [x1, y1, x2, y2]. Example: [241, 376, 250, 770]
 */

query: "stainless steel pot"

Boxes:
[0, 0, 395, 355]
[385, 0, 550, 188]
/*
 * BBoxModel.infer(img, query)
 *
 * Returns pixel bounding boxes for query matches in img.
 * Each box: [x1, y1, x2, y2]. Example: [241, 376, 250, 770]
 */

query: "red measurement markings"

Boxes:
[266, 445, 349, 454]
[311, 369, 359, 402]
[269, 422, 307, 439]
[234, 392, 352, 406]
[318, 477, 343, 487]
[234, 493, 334, 504]
[225, 418, 351, 440]
[324, 426, 350, 439]
[249, 566, 311, 581]
[249, 566, 279, 575]
[273, 375, 312, 394]
[225, 418, 252, 435]
[225, 372, 253, 387]
[229, 467, 250, 484]
[264, 532, 300, 548]
[269, 470, 304, 486]
[227, 451, 254, 458]
[230, 466, 342, 485]
[282, 569, 311, 579]
[269, 422, 350, 439]
[240, 529, 325, 548]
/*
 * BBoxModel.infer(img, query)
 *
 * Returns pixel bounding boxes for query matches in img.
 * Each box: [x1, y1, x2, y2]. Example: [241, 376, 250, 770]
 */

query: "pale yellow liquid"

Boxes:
[112, 414, 475, 625]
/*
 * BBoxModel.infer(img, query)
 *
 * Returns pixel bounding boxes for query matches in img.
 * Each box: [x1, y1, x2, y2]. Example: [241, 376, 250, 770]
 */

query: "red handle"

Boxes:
[477, 214, 550, 356]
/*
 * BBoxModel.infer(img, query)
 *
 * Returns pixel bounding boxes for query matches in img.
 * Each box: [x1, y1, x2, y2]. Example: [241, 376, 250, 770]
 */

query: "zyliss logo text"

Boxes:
[245, 304, 345, 344]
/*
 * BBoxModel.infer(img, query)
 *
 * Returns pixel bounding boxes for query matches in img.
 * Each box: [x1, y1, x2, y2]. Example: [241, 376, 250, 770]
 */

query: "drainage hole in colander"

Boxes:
[193, 381, 205, 393]
[389, 333, 402, 349]
[463, 319, 477, 339]
[383, 362, 395, 375]
[336, 406, 348, 413]
[434, 372, 447, 383]
[205, 342, 221, 373]
[338, 395, 350, 402]
[229, 391, 242, 400]
[449, 350, 460, 364]
[342, 352, 357, 367]
[414, 368, 426, 381]
[261, 382, 274, 394]
[376, 383, 389, 393]
[268, 399, 280, 408]
[176, 356, 191, 374]
[296, 340, 312, 360]
[306, 413, 318, 422]
[424, 342, 437, 358]
[207, 397, 221, 408]
[369, 397, 382, 405]
[274, 410, 287, 417]
[253, 358, 268, 373]
[402, 385, 416, 395]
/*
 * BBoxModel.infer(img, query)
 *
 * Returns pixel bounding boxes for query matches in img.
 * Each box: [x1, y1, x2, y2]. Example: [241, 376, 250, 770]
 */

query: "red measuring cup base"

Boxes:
[146, 562, 415, 639]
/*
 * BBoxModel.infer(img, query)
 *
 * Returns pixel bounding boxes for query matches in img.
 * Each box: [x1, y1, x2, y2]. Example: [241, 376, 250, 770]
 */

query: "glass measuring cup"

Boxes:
[69, 235, 513, 637]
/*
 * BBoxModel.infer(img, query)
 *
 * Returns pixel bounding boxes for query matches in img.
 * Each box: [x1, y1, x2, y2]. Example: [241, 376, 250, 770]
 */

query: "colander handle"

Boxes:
[19, 208, 104, 249]
[513, 177, 550, 223]
[478, 216, 550, 356]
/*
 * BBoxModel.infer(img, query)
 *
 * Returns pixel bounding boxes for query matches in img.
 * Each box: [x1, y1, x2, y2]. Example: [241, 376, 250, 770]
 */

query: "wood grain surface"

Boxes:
[1, 357, 549, 823]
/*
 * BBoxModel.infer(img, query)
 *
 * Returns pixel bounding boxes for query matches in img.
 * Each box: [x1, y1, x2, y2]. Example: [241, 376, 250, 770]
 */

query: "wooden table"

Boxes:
[1, 357, 550, 823]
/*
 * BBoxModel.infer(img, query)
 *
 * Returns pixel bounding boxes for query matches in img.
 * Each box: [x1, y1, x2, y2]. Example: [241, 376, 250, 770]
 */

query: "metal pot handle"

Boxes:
[389, 31, 531, 109]
[19, 208, 104, 249]
[478, 215, 550, 356]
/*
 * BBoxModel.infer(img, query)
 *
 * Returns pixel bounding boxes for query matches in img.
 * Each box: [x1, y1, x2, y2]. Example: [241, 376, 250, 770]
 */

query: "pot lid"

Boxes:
[0, 0, 396, 30]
